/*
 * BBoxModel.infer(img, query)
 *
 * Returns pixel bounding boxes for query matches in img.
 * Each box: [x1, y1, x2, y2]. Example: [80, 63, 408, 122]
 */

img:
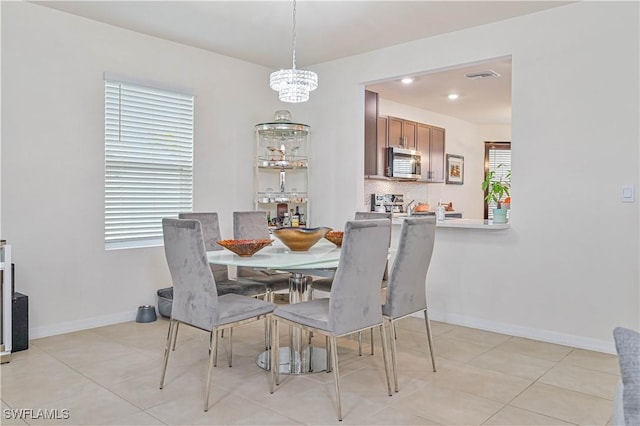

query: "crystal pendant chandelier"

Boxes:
[270, 0, 318, 103]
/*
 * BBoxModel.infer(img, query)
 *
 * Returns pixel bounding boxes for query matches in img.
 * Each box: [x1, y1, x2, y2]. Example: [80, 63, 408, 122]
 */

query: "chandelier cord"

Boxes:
[291, 0, 297, 70]
[269, 0, 317, 103]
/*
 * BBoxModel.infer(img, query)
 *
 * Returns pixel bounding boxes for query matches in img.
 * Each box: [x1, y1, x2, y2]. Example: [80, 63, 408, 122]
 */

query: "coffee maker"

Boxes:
[370, 194, 404, 213]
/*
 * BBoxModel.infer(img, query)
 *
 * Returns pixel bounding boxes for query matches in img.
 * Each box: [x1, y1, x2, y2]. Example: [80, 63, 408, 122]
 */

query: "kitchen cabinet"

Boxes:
[387, 116, 417, 149]
[416, 123, 445, 182]
[387, 116, 402, 149]
[364, 90, 378, 176]
[429, 126, 446, 182]
[403, 120, 417, 149]
[362, 92, 444, 180]
[255, 117, 310, 227]
[416, 123, 430, 179]
[376, 117, 387, 177]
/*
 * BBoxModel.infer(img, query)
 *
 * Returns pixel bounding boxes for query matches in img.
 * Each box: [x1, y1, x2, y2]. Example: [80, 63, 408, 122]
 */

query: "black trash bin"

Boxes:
[157, 287, 173, 318]
[12, 292, 28, 352]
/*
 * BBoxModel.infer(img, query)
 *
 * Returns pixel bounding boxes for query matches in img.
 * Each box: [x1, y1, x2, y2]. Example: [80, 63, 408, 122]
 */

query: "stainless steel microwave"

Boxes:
[385, 147, 421, 180]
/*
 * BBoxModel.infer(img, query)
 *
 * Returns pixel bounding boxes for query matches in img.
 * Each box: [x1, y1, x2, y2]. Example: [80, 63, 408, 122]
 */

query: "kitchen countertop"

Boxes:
[392, 211, 461, 218]
[392, 216, 509, 230]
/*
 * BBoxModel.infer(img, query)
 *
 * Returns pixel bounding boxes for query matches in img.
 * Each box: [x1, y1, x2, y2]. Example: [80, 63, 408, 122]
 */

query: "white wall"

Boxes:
[1, 2, 281, 336]
[307, 2, 639, 351]
[478, 124, 511, 144]
[2, 2, 638, 352]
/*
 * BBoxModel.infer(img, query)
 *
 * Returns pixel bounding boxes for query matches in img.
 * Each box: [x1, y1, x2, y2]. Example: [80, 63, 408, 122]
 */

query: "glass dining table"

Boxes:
[207, 240, 340, 375]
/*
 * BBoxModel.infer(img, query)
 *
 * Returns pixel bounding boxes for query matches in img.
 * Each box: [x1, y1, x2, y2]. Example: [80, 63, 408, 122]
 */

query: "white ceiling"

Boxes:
[366, 56, 513, 124]
[34, 1, 571, 124]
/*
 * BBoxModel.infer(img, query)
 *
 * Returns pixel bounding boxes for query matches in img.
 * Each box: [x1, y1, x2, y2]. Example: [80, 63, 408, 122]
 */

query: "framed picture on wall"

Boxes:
[446, 154, 464, 184]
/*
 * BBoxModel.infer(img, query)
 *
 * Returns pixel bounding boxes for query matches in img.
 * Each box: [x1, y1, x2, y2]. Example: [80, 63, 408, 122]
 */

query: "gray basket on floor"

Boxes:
[157, 287, 173, 318]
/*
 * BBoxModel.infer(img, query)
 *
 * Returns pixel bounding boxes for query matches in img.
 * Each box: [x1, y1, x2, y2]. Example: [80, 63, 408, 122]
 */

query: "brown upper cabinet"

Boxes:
[387, 116, 417, 150]
[417, 123, 430, 178]
[376, 116, 388, 177]
[364, 90, 378, 176]
[364, 90, 445, 180]
[417, 123, 445, 182]
[429, 126, 446, 182]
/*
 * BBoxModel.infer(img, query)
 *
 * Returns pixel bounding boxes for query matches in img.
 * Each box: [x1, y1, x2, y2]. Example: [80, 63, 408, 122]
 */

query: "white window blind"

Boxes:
[105, 80, 194, 249]
[486, 147, 511, 219]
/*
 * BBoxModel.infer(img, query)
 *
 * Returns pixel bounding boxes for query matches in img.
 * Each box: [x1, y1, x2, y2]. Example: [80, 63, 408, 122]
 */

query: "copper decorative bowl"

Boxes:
[216, 239, 273, 257]
[324, 231, 344, 247]
[272, 227, 332, 251]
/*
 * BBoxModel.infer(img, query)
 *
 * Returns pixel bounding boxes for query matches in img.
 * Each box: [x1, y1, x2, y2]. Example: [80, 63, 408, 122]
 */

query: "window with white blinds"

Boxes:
[484, 142, 511, 220]
[105, 80, 194, 249]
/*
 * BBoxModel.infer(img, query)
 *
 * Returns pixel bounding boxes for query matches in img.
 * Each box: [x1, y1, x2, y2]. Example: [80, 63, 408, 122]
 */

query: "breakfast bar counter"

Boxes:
[436, 218, 510, 230]
[392, 216, 510, 230]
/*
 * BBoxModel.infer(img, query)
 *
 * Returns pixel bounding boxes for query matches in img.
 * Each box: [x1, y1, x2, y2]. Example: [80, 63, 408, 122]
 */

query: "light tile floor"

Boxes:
[1, 317, 619, 425]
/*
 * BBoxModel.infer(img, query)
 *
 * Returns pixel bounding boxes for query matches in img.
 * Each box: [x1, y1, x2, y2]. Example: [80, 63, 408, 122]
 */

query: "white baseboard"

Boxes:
[28, 307, 615, 355]
[426, 310, 616, 355]
[29, 310, 138, 339]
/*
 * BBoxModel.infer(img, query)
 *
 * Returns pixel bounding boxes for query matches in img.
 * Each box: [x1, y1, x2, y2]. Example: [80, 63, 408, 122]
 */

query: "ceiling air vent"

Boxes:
[465, 70, 501, 80]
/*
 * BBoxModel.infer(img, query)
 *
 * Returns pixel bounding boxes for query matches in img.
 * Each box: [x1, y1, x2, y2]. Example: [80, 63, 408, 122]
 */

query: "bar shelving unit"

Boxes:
[254, 116, 310, 227]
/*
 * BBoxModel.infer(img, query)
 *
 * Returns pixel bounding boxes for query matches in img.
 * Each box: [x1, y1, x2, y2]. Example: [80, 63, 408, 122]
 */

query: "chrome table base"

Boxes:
[257, 346, 327, 374]
[257, 272, 328, 375]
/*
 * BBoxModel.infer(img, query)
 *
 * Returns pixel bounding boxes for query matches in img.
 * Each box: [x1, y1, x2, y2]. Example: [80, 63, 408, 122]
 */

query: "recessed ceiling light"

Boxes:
[401, 78, 414, 84]
[448, 93, 459, 100]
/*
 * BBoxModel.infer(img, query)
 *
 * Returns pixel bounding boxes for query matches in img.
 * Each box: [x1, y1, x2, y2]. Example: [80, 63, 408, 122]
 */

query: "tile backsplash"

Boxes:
[364, 179, 429, 211]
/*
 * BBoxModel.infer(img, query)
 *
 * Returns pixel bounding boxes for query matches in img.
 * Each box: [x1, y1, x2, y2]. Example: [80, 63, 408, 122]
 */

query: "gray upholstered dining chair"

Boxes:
[353, 211, 394, 283]
[310, 211, 392, 295]
[233, 211, 291, 301]
[355, 211, 393, 284]
[270, 219, 393, 421]
[309, 211, 393, 355]
[383, 216, 437, 392]
[178, 212, 271, 355]
[159, 218, 276, 412]
[178, 212, 269, 298]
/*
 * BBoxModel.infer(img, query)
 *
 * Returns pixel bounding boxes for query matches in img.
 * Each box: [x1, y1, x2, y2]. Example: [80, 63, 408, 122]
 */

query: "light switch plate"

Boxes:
[621, 184, 635, 203]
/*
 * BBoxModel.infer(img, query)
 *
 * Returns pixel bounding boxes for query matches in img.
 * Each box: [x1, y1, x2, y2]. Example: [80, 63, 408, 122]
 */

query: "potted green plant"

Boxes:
[482, 164, 511, 223]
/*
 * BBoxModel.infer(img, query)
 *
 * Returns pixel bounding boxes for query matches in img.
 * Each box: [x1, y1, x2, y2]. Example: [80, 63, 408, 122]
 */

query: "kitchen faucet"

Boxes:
[406, 200, 415, 216]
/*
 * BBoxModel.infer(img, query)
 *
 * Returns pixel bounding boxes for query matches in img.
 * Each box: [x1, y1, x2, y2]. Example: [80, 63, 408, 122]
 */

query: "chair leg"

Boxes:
[326, 335, 332, 372]
[271, 322, 280, 386]
[172, 321, 179, 351]
[330, 336, 342, 421]
[357, 329, 375, 356]
[379, 323, 392, 396]
[308, 286, 315, 343]
[226, 327, 233, 367]
[265, 315, 271, 350]
[214, 330, 219, 367]
[423, 309, 436, 372]
[270, 318, 280, 392]
[370, 328, 374, 355]
[204, 329, 218, 412]
[388, 318, 399, 392]
[159, 319, 177, 389]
